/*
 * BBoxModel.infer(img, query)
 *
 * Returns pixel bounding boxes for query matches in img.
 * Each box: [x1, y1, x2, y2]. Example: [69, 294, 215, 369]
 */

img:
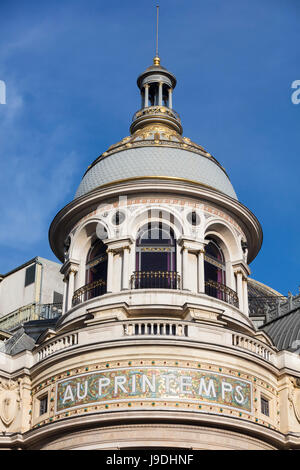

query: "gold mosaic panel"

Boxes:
[56, 367, 252, 414]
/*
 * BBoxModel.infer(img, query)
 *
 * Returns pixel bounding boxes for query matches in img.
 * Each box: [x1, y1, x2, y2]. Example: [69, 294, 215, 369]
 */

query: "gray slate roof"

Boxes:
[261, 306, 300, 351]
[0, 327, 35, 355]
[75, 147, 237, 200]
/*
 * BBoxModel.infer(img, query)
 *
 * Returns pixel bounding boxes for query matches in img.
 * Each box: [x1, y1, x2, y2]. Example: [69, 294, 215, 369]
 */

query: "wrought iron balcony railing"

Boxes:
[72, 279, 107, 306]
[0, 303, 63, 332]
[131, 271, 181, 290]
[205, 279, 239, 308]
[71, 276, 238, 309]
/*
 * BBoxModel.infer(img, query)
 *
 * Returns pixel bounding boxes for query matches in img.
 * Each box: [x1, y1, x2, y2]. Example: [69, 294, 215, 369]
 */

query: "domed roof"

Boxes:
[261, 292, 300, 351]
[75, 58, 237, 201]
[74, 125, 237, 200]
[137, 62, 177, 89]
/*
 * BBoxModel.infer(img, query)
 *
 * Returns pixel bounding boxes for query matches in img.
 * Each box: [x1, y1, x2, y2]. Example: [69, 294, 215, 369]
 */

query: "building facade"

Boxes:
[0, 55, 300, 450]
[0, 257, 64, 332]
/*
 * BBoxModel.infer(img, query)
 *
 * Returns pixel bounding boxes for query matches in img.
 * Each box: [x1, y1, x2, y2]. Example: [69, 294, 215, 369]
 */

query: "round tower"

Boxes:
[33, 56, 285, 450]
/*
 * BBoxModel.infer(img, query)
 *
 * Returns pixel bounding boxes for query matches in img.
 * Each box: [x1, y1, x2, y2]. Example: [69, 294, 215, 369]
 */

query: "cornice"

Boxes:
[49, 178, 263, 264]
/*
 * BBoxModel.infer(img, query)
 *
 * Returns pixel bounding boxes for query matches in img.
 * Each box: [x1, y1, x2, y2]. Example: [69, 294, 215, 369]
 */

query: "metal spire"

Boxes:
[154, 5, 160, 65]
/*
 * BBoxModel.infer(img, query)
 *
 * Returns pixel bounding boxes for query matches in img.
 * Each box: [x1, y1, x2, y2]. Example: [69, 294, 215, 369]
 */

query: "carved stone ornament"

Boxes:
[288, 378, 300, 424]
[0, 379, 22, 427]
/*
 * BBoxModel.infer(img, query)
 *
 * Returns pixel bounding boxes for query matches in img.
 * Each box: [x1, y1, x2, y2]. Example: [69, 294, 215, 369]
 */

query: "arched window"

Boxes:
[204, 238, 226, 285]
[204, 238, 226, 301]
[134, 223, 178, 289]
[85, 239, 107, 298]
[72, 238, 108, 306]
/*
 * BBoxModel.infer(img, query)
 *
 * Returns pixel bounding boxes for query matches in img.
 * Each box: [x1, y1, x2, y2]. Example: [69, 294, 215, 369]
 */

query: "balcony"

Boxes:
[72, 279, 107, 307]
[205, 280, 239, 308]
[131, 271, 181, 290]
[0, 303, 63, 332]
[71, 276, 239, 310]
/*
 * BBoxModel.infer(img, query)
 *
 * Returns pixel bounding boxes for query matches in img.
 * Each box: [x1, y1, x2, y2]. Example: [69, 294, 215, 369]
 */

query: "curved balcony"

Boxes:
[131, 271, 181, 290]
[71, 276, 238, 310]
[72, 279, 106, 307]
[205, 279, 239, 308]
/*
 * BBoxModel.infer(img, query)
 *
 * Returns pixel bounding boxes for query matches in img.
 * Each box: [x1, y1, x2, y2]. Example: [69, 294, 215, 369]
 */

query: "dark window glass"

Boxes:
[112, 211, 125, 225]
[261, 396, 269, 416]
[39, 395, 48, 415]
[204, 238, 226, 285]
[53, 291, 63, 304]
[136, 225, 176, 272]
[187, 211, 200, 226]
[25, 264, 36, 287]
[205, 239, 225, 263]
[86, 239, 108, 284]
[134, 224, 177, 289]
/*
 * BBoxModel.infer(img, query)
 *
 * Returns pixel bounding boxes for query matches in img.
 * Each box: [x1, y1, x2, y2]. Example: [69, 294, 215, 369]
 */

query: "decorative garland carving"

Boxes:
[288, 377, 300, 424]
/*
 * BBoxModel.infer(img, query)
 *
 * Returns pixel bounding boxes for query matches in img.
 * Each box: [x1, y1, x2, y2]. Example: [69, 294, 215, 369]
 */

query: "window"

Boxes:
[112, 210, 125, 225]
[134, 223, 178, 289]
[53, 291, 63, 304]
[187, 211, 200, 226]
[204, 238, 227, 301]
[86, 239, 108, 285]
[204, 238, 226, 285]
[261, 396, 270, 416]
[24, 264, 36, 287]
[39, 395, 48, 416]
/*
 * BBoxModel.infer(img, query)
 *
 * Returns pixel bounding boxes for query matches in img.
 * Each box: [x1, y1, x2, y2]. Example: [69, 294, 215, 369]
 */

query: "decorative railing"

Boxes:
[37, 332, 78, 362]
[232, 334, 274, 362]
[132, 106, 181, 124]
[124, 320, 188, 338]
[248, 294, 300, 323]
[0, 303, 63, 332]
[205, 280, 239, 308]
[131, 271, 181, 290]
[72, 279, 107, 306]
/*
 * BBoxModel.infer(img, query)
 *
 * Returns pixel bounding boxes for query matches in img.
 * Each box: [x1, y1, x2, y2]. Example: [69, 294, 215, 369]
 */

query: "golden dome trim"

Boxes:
[83, 127, 229, 180]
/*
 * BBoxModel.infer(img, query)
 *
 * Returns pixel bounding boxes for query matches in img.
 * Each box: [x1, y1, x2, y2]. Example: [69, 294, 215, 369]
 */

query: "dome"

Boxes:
[74, 144, 237, 200]
[75, 58, 238, 201]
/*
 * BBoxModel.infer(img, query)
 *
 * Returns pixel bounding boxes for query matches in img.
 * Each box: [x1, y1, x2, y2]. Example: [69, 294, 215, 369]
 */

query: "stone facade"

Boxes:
[0, 55, 299, 450]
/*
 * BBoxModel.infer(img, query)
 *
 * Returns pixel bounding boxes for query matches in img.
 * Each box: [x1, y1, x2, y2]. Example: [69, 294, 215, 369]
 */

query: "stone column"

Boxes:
[182, 247, 189, 290]
[106, 249, 114, 293]
[67, 269, 76, 311]
[122, 246, 130, 290]
[197, 249, 205, 293]
[62, 277, 68, 314]
[235, 271, 243, 311]
[144, 84, 149, 108]
[158, 82, 163, 106]
[168, 87, 173, 109]
[243, 276, 249, 316]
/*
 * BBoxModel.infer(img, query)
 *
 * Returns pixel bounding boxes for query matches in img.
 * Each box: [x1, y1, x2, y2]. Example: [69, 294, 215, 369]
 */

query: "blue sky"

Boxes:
[0, 0, 299, 295]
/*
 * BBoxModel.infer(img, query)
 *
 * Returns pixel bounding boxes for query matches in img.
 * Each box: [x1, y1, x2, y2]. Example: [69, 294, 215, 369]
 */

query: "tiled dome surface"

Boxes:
[75, 147, 237, 200]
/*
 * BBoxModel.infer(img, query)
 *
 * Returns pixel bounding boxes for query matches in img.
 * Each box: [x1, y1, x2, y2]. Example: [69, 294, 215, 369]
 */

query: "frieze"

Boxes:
[56, 366, 252, 414]
[73, 197, 244, 237]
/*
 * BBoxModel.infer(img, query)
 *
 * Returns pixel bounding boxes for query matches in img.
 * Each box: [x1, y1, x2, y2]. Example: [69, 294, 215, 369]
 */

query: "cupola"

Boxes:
[130, 56, 182, 134]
